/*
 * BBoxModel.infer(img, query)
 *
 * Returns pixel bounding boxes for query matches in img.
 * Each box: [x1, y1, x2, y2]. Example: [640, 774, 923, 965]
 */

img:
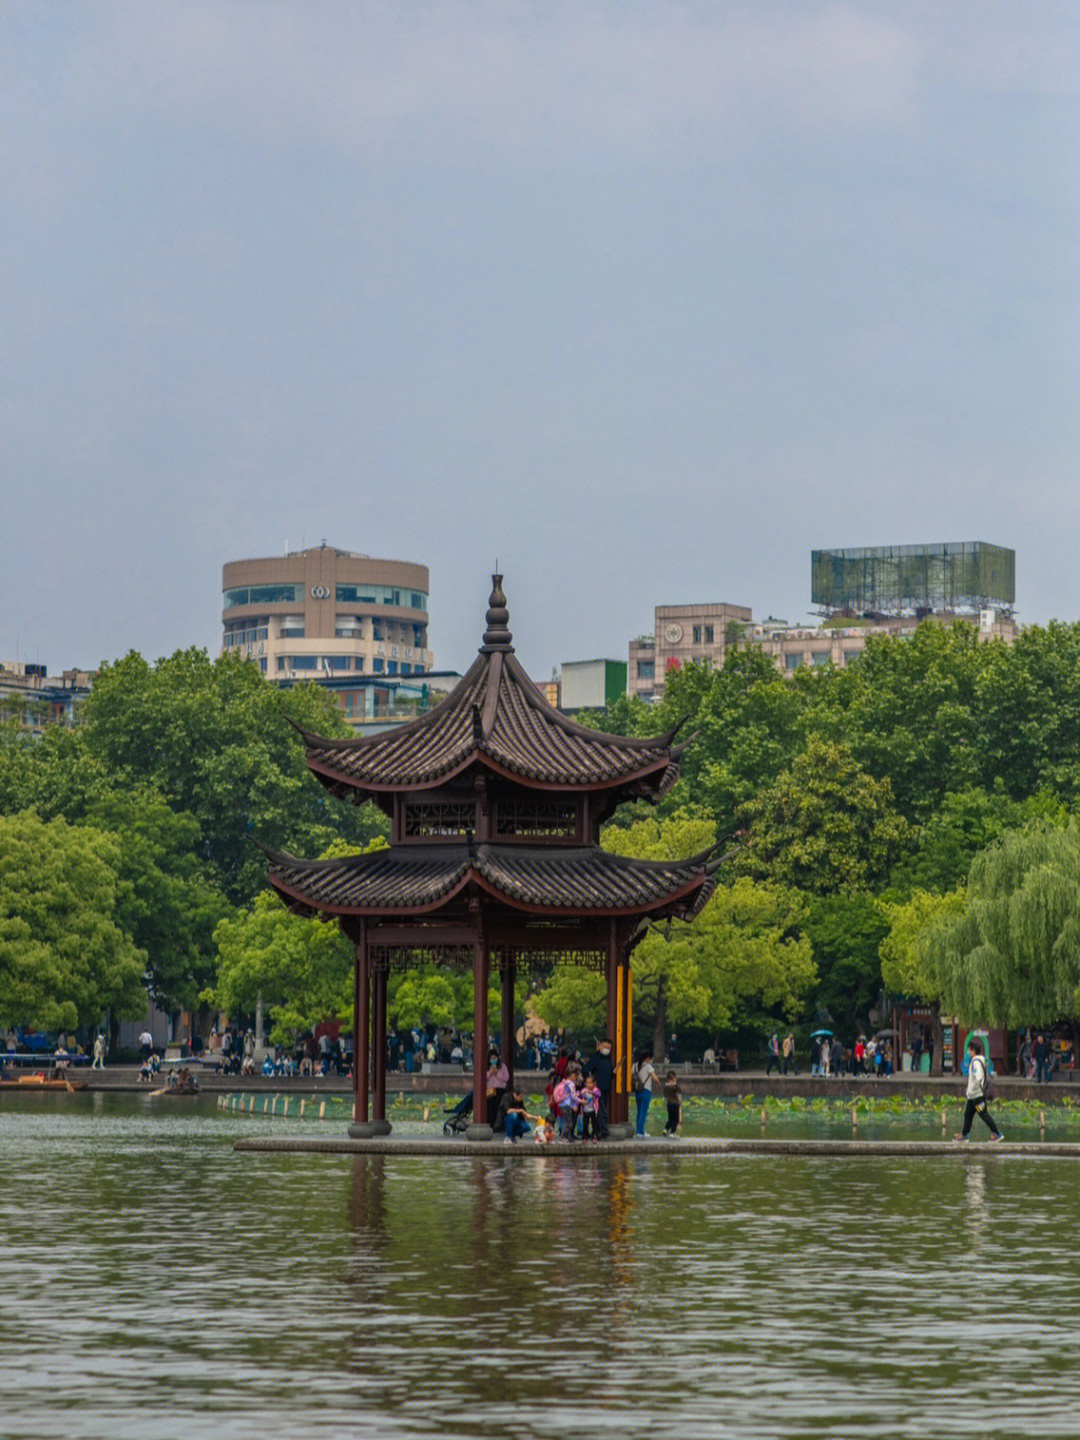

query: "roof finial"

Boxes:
[480, 573, 513, 652]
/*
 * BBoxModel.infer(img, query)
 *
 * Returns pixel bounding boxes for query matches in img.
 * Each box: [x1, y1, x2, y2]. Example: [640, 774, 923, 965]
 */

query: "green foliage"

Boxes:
[79, 648, 387, 905]
[931, 819, 1080, 1026]
[890, 786, 1063, 896]
[878, 888, 966, 1001]
[531, 812, 816, 1043]
[529, 966, 608, 1040]
[974, 622, 1080, 807]
[807, 622, 987, 820]
[802, 892, 889, 1026]
[208, 890, 354, 1046]
[736, 737, 910, 893]
[0, 811, 146, 1032]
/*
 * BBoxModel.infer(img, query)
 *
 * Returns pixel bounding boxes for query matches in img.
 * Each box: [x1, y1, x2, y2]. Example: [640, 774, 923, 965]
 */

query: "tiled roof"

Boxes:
[265, 841, 719, 920]
[300, 649, 687, 795]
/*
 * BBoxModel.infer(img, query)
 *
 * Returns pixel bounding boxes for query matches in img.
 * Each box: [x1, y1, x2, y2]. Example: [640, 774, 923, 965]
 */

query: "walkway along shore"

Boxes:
[80, 1063, 1077, 1103]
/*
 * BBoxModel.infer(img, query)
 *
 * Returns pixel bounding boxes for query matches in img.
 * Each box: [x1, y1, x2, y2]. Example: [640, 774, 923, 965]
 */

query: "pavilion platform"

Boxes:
[234, 1135, 1080, 1159]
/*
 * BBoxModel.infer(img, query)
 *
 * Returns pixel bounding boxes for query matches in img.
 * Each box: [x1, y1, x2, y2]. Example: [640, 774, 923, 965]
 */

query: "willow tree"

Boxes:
[927, 820, 1080, 1035]
[878, 888, 966, 1073]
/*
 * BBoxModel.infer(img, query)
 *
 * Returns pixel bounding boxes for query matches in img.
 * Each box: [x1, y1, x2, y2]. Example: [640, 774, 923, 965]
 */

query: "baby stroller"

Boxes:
[443, 1092, 473, 1135]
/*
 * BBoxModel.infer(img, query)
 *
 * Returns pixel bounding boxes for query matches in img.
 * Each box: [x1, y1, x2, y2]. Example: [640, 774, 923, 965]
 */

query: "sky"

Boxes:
[3, 1, 1078, 681]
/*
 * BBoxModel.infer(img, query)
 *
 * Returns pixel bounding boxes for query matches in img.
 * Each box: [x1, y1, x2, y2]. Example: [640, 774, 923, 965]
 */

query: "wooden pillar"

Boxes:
[354, 928, 370, 1126]
[606, 920, 621, 1129]
[501, 952, 516, 1091]
[372, 964, 388, 1128]
[615, 959, 633, 1126]
[468, 917, 492, 1139]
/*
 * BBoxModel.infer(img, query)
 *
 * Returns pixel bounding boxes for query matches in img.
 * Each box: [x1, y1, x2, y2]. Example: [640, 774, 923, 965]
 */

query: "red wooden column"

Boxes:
[467, 918, 492, 1139]
[501, 952, 516, 1091]
[615, 956, 633, 1127]
[354, 925, 370, 1126]
[605, 920, 622, 1130]
[371, 963, 390, 1134]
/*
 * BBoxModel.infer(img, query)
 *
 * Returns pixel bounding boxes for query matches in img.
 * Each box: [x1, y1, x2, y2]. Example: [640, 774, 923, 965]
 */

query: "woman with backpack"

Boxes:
[634, 1049, 661, 1137]
[955, 1037, 1004, 1143]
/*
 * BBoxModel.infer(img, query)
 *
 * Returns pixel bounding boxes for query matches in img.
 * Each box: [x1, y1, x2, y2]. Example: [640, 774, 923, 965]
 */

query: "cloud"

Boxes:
[93, 1, 925, 160]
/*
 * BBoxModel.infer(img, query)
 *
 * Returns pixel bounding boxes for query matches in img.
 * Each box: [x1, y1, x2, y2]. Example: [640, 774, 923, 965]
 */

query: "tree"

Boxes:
[802, 892, 889, 1030]
[209, 890, 354, 1046]
[877, 888, 966, 1073]
[806, 621, 988, 820]
[80, 648, 388, 904]
[736, 737, 910, 893]
[930, 820, 1080, 1029]
[531, 812, 815, 1057]
[83, 791, 231, 1014]
[0, 811, 146, 1033]
[889, 786, 1063, 896]
[975, 622, 1080, 808]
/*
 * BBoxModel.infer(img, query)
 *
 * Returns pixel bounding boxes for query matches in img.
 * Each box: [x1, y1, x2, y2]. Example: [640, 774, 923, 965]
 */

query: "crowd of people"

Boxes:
[485, 1041, 685, 1144]
[765, 1030, 906, 1077]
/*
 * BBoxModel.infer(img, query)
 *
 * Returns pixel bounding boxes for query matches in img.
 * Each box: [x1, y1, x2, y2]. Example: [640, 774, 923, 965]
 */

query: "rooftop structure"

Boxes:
[811, 542, 1015, 619]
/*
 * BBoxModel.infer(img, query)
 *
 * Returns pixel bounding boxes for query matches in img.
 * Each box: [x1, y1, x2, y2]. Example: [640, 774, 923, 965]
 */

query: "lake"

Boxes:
[1, 1092, 1076, 1439]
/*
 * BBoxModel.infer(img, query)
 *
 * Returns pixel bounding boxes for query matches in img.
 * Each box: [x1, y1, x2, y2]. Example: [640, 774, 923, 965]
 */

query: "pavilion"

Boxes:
[263, 577, 723, 1139]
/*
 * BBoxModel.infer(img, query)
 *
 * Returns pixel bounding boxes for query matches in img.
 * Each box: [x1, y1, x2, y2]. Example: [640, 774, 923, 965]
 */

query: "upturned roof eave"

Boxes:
[268, 869, 706, 922]
[304, 747, 679, 797]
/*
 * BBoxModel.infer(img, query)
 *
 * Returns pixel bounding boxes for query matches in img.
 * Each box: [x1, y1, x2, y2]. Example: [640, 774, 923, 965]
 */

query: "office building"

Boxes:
[221, 543, 433, 730]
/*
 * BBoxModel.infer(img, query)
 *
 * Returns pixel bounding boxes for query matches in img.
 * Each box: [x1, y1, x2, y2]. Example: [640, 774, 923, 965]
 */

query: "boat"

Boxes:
[0, 1073, 88, 1092]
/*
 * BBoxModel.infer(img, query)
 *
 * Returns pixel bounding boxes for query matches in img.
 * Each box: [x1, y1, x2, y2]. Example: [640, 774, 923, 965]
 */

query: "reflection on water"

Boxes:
[1, 1094, 1077, 1439]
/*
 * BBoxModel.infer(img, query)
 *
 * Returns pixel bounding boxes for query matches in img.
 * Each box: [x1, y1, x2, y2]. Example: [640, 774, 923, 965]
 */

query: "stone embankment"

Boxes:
[83, 1061, 1076, 1102]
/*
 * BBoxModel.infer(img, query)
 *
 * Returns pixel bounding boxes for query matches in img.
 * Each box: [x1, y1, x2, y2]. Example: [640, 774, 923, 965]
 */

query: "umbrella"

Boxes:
[810, 1029, 833, 1039]
[875, 1028, 899, 1038]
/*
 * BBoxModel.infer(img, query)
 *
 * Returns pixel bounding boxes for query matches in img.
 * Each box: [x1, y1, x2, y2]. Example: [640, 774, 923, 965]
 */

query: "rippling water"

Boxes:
[1, 1093, 1076, 1439]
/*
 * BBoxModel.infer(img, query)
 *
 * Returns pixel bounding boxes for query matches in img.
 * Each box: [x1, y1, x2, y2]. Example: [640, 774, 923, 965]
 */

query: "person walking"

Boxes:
[781, 1033, 797, 1076]
[1033, 1033, 1050, 1085]
[955, 1037, 1003, 1143]
[765, 1032, 782, 1075]
[92, 1033, 106, 1070]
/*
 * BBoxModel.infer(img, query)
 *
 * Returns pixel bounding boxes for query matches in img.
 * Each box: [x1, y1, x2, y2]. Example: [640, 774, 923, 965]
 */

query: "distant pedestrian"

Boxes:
[781, 1033, 796, 1076]
[765, 1032, 782, 1075]
[955, 1038, 1003, 1143]
[910, 1028, 923, 1073]
[1033, 1033, 1050, 1085]
[92, 1033, 106, 1070]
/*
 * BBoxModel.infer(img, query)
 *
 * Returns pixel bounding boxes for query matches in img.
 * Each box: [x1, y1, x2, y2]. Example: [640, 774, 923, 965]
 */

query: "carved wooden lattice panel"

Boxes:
[403, 802, 475, 838]
[495, 799, 577, 838]
[494, 947, 605, 974]
[369, 944, 475, 971]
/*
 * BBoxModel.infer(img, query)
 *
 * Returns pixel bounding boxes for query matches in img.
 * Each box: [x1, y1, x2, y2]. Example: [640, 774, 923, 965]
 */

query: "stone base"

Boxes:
[348, 1119, 392, 1138]
[606, 1123, 635, 1141]
[464, 1122, 494, 1142]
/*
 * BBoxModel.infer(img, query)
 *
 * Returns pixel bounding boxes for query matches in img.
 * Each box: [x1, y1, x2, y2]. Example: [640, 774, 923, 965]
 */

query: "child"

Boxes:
[662, 1069, 682, 1138]
[580, 1074, 602, 1142]
[555, 1071, 580, 1142]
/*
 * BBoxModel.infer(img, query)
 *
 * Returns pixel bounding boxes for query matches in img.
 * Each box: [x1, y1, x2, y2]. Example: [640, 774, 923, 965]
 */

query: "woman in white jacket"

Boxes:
[956, 1037, 1003, 1143]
